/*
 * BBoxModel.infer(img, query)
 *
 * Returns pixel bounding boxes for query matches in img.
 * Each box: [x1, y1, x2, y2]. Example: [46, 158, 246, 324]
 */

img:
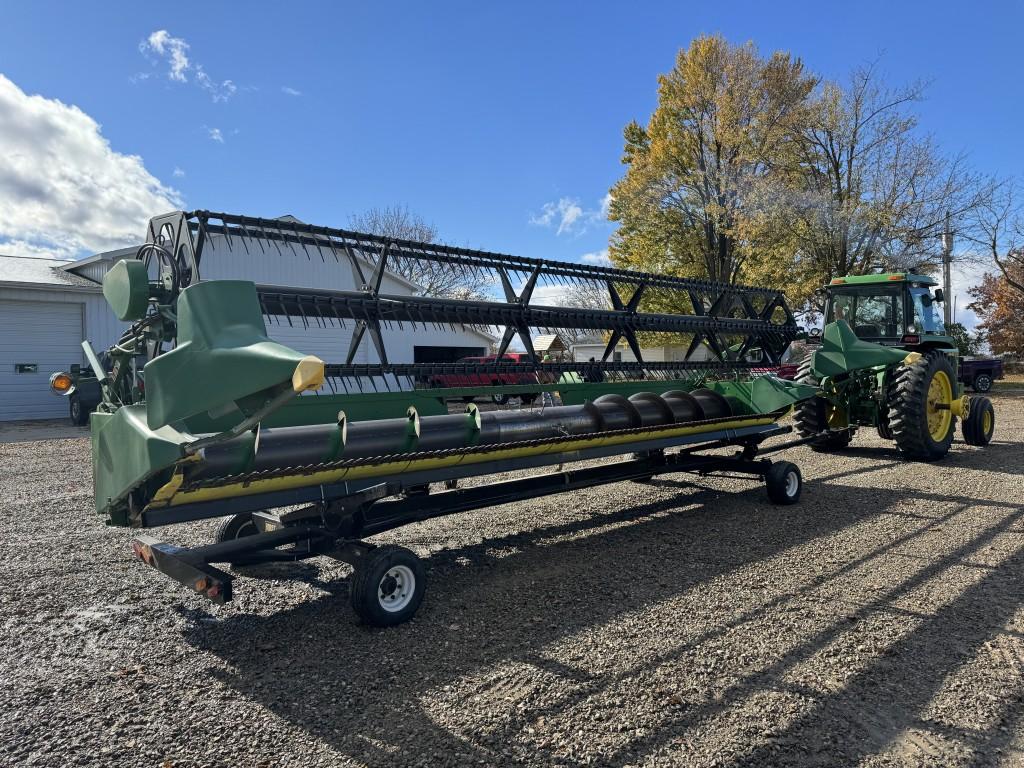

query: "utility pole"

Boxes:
[941, 211, 953, 329]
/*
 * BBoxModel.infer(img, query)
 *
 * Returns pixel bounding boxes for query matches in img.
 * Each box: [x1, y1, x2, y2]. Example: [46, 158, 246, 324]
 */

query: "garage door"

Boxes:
[0, 300, 83, 420]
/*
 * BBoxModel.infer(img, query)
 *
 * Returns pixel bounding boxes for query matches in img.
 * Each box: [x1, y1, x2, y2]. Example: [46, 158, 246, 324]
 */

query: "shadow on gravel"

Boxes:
[173, 472, 1022, 766]
[724, 513, 1024, 768]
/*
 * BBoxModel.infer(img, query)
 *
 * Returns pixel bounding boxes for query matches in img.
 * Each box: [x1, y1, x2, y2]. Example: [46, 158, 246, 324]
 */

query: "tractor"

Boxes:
[794, 272, 995, 460]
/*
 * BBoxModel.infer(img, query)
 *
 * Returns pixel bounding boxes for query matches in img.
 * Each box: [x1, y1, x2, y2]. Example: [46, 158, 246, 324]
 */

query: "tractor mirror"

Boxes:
[932, 288, 945, 303]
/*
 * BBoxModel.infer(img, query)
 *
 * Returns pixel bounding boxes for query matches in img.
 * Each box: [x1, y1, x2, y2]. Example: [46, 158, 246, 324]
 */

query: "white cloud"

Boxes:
[0, 74, 181, 260]
[172, 166, 185, 178]
[580, 249, 611, 266]
[530, 194, 611, 236]
[281, 86, 302, 97]
[140, 30, 235, 102]
[141, 30, 190, 82]
[195, 67, 236, 103]
[207, 127, 224, 143]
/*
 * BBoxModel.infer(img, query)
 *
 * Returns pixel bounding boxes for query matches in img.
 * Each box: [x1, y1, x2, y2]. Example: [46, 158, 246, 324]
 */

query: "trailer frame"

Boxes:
[130, 423, 811, 617]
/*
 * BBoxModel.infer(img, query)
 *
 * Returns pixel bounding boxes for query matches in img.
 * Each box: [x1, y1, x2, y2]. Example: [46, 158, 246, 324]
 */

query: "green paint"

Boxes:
[90, 407, 191, 524]
[831, 273, 937, 286]
[810, 320, 909, 379]
[143, 281, 310, 430]
[103, 259, 151, 321]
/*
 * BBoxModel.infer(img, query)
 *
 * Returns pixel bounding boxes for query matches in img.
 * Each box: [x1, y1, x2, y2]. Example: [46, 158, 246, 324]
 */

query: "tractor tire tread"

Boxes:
[888, 351, 956, 461]
[793, 361, 855, 452]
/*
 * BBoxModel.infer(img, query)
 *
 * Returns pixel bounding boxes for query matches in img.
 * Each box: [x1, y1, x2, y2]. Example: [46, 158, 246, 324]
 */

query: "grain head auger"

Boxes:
[59, 210, 995, 625]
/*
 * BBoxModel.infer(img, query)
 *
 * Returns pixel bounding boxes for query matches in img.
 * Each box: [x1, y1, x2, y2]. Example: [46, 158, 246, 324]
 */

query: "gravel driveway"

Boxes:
[2, 394, 1022, 767]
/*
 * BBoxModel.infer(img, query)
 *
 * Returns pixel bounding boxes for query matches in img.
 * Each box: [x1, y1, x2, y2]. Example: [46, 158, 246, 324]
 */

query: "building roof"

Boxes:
[533, 333, 567, 353]
[0, 254, 102, 291]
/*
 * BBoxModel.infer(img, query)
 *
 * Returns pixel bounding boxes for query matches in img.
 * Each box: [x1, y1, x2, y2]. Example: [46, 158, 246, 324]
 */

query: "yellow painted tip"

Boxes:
[292, 355, 326, 393]
[902, 352, 923, 366]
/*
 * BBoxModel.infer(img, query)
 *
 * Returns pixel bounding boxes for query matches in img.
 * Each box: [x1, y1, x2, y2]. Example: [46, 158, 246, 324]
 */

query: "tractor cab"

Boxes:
[823, 273, 951, 351]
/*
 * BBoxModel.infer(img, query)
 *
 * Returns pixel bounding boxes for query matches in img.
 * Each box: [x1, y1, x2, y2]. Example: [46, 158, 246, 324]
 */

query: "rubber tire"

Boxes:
[492, 393, 509, 405]
[765, 461, 802, 505]
[876, 419, 894, 441]
[350, 545, 426, 627]
[69, 395, 88, 426]
[962, 396, 995, 446]
[521, 394, 538, 405]
[973, 374, 993, 393]
[214, 513, 259, 544]
[889, 352, 957, 461]
[793, 361, 856, 451]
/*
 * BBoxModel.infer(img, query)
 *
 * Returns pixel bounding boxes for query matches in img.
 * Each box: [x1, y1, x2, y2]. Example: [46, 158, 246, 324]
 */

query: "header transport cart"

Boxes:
[49, 211, 996, 626]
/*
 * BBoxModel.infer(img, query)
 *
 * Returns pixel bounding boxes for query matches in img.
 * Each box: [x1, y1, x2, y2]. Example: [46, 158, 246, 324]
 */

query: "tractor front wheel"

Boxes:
[793, 362, 856, 451]
[889, 352, 958, 461]
[962, 396, 995, 446]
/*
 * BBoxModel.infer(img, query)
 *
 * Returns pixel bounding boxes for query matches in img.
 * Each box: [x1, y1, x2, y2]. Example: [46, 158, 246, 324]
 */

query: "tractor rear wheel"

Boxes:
[793, 361, 856, 451]
[962, 396, 995, 446]
[888, 352, 957, 461]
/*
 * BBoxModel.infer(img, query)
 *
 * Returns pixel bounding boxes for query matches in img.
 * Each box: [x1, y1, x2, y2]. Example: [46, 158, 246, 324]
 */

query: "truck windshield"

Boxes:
[827, 288, 905, 339]
[909, 287, 944, 334]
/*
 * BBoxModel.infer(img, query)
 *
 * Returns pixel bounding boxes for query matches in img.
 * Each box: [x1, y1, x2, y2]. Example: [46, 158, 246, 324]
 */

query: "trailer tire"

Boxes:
[793, 362, 855, 451]
[492, 393, 509, 405]
[765, 461, 802, 505]
[215, 513, 258, 544]
[889, 352, 957, 461]
[350, 545, 426, 627]
[962, 396, 995, 446]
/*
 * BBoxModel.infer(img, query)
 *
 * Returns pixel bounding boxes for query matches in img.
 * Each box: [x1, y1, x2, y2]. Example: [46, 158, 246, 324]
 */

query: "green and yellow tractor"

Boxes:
[794, 272, 995, 460]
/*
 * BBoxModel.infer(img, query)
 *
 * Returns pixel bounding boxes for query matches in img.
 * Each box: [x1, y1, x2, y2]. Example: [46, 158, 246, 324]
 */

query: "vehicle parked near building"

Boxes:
[426, 353, 540, 404]
[959, 357, 1004, 393]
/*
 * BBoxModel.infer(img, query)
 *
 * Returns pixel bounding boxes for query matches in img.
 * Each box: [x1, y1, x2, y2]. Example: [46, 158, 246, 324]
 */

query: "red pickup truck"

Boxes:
[427, 354, 540, 404]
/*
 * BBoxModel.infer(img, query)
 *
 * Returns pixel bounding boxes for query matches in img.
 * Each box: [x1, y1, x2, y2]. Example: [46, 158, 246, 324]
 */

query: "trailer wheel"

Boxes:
[972, 373, 993, 393]
[215, 513, 258, 544]
[492, 393, 510, 405]
[765, 461, 802, 505]
[350, 545, 425, 627]
[962, 396, 995, 446]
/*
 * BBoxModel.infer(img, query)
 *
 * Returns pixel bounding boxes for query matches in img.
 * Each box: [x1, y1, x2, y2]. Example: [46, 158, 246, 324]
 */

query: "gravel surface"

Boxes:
[1, 394, 1023, 768]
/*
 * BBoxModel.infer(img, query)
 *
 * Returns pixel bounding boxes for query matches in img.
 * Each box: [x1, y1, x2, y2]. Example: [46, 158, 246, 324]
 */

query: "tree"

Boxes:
[347, 205, 488, 299]
[608, 35, 817, 296]
[551, 281, 613, 346]
[967, 267, 1024, 355]
[963, 180, 1024, 297]
[782, 64, 984, 305]
[945, 321, 982, 357]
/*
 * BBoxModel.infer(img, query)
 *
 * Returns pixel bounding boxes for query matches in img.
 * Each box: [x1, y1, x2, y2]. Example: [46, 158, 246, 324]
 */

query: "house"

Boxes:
[570, 335, 713, 363]
[0, 221, 494, 421]
[532, 333, 569, 359]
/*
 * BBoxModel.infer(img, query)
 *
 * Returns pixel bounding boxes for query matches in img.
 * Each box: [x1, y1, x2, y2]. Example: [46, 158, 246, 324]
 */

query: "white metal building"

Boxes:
[0, 226, 493, 421]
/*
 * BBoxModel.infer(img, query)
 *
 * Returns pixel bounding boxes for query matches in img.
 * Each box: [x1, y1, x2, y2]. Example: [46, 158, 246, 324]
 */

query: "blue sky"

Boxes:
[1, 0, 1020, 304]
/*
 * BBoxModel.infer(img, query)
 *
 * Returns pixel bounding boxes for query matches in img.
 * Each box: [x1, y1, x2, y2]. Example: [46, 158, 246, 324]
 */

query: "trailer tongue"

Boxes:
[57, 210, 995, 625]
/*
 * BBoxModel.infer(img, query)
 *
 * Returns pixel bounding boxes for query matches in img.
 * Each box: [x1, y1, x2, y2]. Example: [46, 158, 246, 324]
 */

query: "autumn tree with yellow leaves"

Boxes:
[608, 35, 816, 308]
[608, 36, 988, 314]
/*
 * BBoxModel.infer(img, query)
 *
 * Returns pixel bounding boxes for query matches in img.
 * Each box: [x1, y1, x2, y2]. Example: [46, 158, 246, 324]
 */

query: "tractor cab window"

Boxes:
[827, 288, 905, 339]
[909, 287, 944, 334]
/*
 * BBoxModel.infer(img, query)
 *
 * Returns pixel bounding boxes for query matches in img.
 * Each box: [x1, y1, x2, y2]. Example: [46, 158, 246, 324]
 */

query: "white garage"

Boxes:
[0, 255, 126, 422]
[0, 300, 84, 419]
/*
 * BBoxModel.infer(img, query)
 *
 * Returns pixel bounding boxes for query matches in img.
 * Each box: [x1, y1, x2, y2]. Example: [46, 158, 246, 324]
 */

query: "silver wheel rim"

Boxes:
[785, 471, 799, 497]
[378, 564, 416, 612]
